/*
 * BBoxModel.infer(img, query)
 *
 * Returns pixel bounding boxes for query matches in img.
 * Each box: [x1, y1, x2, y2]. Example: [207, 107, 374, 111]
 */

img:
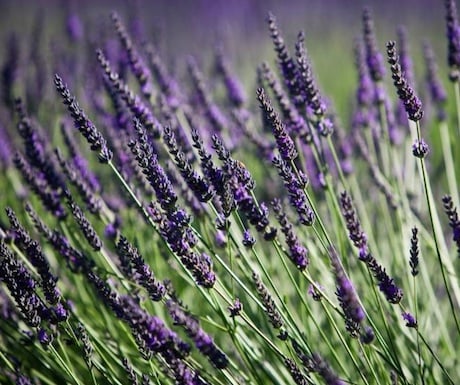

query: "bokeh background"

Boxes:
[0, 0, 450, 123]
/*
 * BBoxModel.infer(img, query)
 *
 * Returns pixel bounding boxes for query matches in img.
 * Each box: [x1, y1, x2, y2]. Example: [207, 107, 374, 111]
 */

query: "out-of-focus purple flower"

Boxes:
[445, 0, 460, 80]
[267, 13, 302, 107]
[362, 7, 385, 83]
[308, 283, 323, 301]
[423, 41, 447, 121]
[359, 326, 375, 344]
[285, 358, 309, 385]
[167, 300, 228, 369]
[329, 247, 365, 338]
[97, 50, 161, 138]
[112, 12, 154, 99]
[228, 298, 242, 317]
[188, 57, 228, 133]
[412, 138, 429, 159]
[66, 12, 83, 42]
[214, 230, 227, 248]
[215, 46, 246, 107]
[242, 229, 256, 248]
[402, 312, 417, 328]
[309, 352, 346, 385]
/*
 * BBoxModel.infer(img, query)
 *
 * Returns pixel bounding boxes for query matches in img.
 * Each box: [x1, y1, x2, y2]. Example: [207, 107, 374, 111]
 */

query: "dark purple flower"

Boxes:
[273, 156, 314, 226]
[37, 327, 52, 346]
[295, 32, 332, 136]
[402, 312, 417, 328]
[386, 41, 423, 122]
[272, 198, 309, 270]
[215, 47, 246, 107]
[66, 12, 83, 42]
[6, 208, 62, 307]
[266, 13, 302, 107]
[409, 227, 419, 276]
[112, 12, 154, 99]
[257, 87, 298, 161]
[97, 50, 161, 139]
[129, 119, 177, 211]
[442, 195, 460, 258]
[285, 358, 309, 385]
[242, 229, 256, 248]
[445, 0, 460, 80]
[66, 193, 103, 252]
[252, 272, 283, 329]
[0, 241, 49, 327]
[167, 300, 228, 369]
[163, 126, 213, 202]
[308, 283, 323, 302]
[54, 75, 112, 162]
[412, 138, 429, 159]
[329, 247, 365, 338]
[359, 326, 375, 344]
[340, 191, 402, 304]
[310, 352, 346, 385]
[116, 236, 166, 301]
[259, 62, 311, 141]
[362, 7, 385, 83]
[228, 298, 242, 317]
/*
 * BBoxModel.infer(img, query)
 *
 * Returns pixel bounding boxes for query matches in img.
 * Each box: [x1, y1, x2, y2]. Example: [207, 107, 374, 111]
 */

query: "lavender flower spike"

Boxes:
[386, 41, 423, 122]
[445, 0, 460, 80]
[340, 191, 403, 304]
[54, 74, 112, 163]
[329, 247, 365, 338]
[257, 88, 298, 162]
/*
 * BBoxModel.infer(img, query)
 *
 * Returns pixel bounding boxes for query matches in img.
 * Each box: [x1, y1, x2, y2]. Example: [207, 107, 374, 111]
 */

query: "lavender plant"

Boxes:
[0, 2, 459, 385]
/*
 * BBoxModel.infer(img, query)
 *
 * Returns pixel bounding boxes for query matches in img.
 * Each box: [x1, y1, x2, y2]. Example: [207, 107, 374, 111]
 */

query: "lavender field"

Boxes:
[0, 1, 459, 384]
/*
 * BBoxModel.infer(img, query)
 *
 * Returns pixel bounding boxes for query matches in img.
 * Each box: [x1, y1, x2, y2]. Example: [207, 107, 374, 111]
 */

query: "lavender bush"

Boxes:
[0, 1, 459, 384]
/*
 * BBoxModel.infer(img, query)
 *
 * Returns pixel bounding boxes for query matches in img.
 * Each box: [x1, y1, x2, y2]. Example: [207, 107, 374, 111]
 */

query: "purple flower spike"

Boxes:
[228, 298, 242, 318]
[402, 312, 417, 328]
[362, 7, 385, 82]
[330, 247, 365, 338]
[412, 138, 429, 159]
[386, 41, 423, 122]
[445, 0, 460, 80]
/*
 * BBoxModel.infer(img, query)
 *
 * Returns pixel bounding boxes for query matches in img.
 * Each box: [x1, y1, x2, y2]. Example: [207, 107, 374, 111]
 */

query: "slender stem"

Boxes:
[413, 120, 460, 336]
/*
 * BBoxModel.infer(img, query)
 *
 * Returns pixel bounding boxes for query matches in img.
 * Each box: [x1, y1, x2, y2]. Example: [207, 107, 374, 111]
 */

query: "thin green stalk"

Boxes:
[413, 120, 460, 336]
[453, 80, 460, 138]
[439, 120, 459, 208]
[418, 333, 455, 385]
[320, 303, 370, 385]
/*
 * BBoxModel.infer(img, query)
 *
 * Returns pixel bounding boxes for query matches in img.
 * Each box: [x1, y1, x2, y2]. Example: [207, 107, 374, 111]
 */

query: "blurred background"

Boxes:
[0, 0, 452, 120]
